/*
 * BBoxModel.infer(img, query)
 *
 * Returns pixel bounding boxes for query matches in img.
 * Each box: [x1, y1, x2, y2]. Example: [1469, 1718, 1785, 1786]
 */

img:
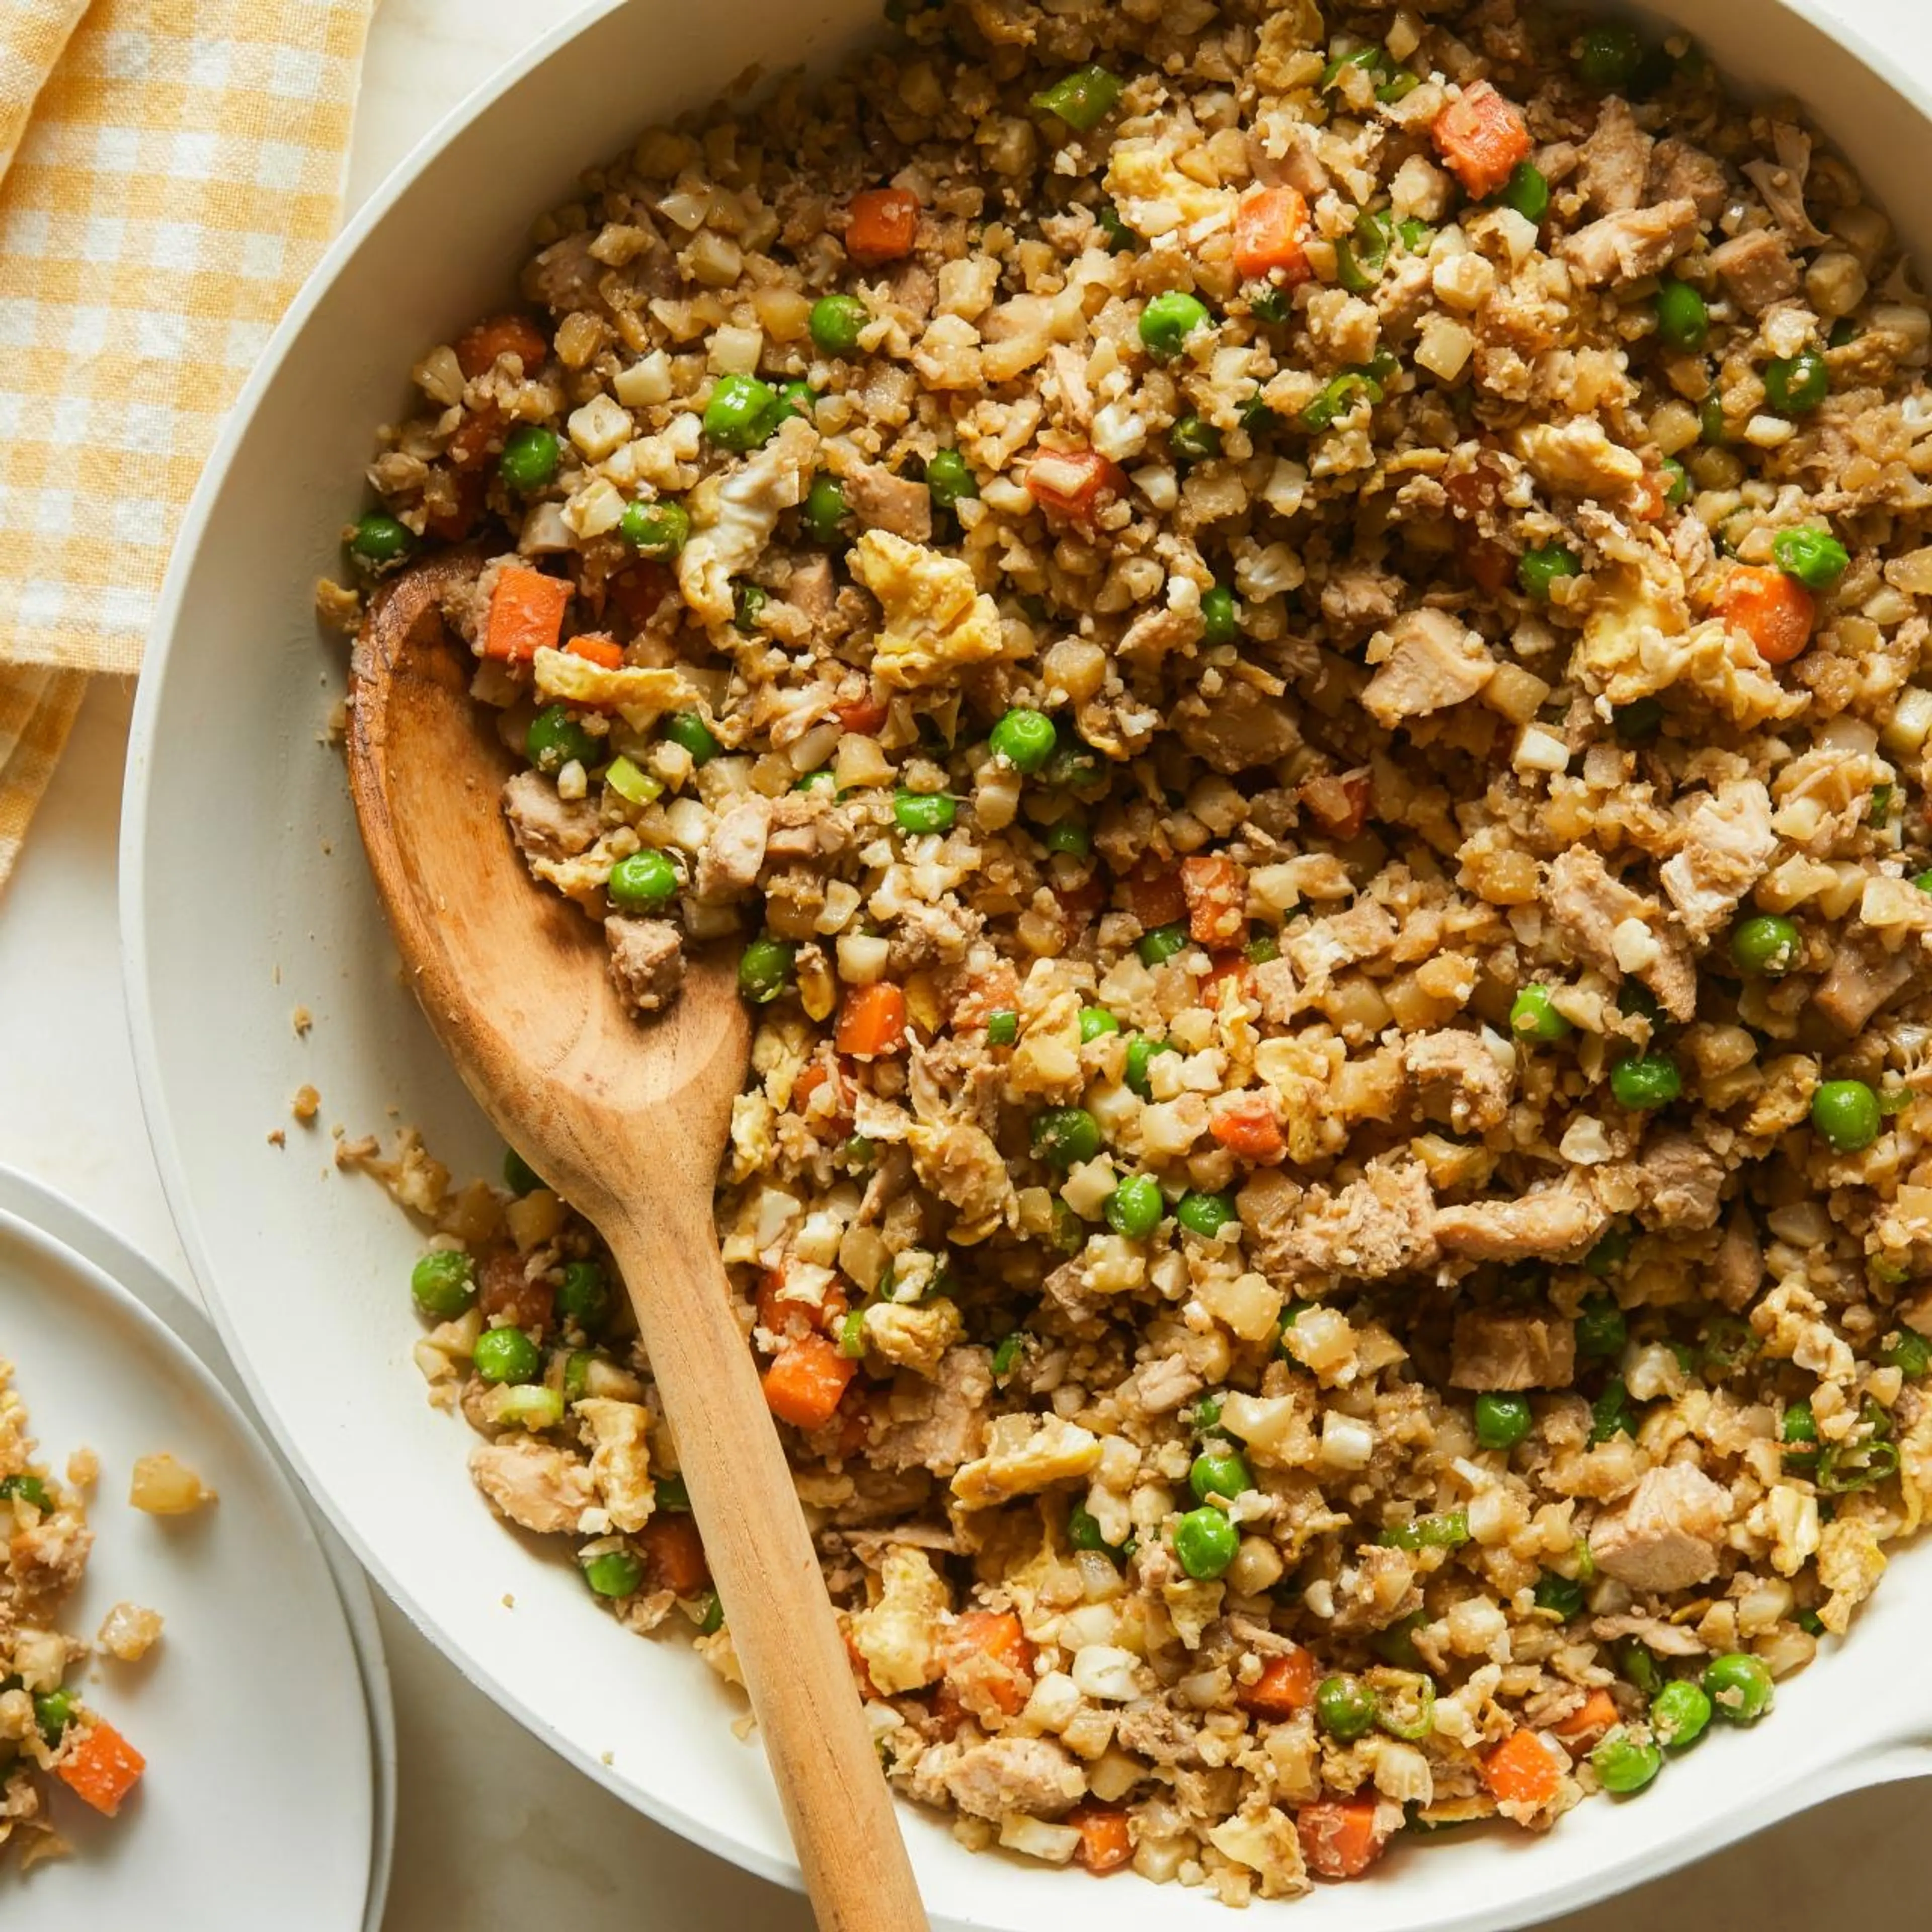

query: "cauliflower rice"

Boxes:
[334, 0, 1932, 1900]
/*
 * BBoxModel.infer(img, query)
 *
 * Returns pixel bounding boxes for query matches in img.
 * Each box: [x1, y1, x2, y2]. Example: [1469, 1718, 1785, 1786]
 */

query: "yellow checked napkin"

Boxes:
[0, 0, 374, 890]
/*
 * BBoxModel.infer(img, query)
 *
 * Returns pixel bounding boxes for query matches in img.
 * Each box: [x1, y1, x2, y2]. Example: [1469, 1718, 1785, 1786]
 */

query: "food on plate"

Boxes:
[336, 0, 1932, 1901]
[2, 1363, 148, 1865]
[128, 1452, 216, 1517]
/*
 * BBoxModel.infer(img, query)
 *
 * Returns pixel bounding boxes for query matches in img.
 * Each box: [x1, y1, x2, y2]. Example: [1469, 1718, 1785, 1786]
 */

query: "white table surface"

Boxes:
[4, 0, 1929, 1923]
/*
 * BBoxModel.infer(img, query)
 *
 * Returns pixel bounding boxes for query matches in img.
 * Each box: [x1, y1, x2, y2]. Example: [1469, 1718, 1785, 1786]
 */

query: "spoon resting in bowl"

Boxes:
[346, 554, 928, 1932]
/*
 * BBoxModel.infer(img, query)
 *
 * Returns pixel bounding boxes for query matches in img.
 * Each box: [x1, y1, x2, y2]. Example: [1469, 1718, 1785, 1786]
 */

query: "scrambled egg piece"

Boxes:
[532, 648, 692, 727]
[1513, 419, 1645, 498]
[1207, 1807, 1310, 1901]
[1105, 139, 1236, 240]
[677, 416, 819, 627]
[849, 530, 1008, 688]
[952, 1413, 1103, 1509]
[574, 1397, 654, 1534]
[862, 1298, 965, 1378]
[850, 1546, 950, 1693]
[1577, 575, 1800, 727]
[1817, 1513, 1887, 1635]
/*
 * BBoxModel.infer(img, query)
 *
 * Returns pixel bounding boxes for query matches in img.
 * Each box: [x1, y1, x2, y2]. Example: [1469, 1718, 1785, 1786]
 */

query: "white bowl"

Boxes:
[125, 2, 1932, 1924]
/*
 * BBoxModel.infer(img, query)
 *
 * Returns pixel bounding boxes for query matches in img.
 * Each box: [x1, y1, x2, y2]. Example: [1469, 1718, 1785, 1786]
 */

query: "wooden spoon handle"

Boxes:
[604, 1214, 929, 1932]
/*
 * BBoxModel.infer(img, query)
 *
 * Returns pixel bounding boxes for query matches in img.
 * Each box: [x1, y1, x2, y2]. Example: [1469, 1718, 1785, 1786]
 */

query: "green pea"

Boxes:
[1097, 203, 1139, 253]
[1576, 1295, 1628, 1359]
[473, 1326, 541, 1385]
[1654, 278, 1710, 352]
[1590, 1377, 1637, 1444]
[1884, 1330, 1932, 1377]
[654, 1473, 691, 1511]
[1137, 921, 1189, 968]
[503, 1148, 544, 1194]
[1032, 1106, 1102, 1169]
[1123, 1035, 1179, 1097]
[1812, 1078, 1881, 1152]
[1614, 697, 1664, 744]
[986, 1009, 1019, 1046]
[1618, 1640, 1663, 1697]
[607, 849, 679, 910]
[1173, 1505, 1238, 1580]
[738, 936, 795, 1005]
[1139, 290, 1213, 359]
[1188, 1449, 1251, 1502]
[499, 423, 560, 494]
[583, 1549, 644, 1597]
[1474, 1391, 1533, 1451]
[1730, 913, 1801, 978]
[1043, 817, 1091, 856]
[1191, 1394, 1228, 1438]
[662, 711, 719, 765]
[1315, 1673, 1378, 1742]
[1068, 1503, 1111, 1552]
[1498, 161, 1550, 223]
[1099, 1173, 1161, 1240]
[790, 473, 846, 546]
[989, 706, 1058, 774]
[1651, 1678, 1712, 1750]
[1772, 525, 1850, 589]
[1073, 1008, 1116, 1046]
[1031, 62, 1123, 133]
[1764, 351, 1829, 414]
[557, 1260, 610, 1331]
[1200, 583, 1238, 646]
[411, 1250, 477, 1320]
[1510, 983, 1572, 1043]
[773, 380, 817, 427]
[0, 1474, 49, 1509]
[702, 372, 780, 451]
[1574, 21, 1646, 88]
[1042, 741, 1102, 791]
[1703, 1652, 1774, 1723]
[1374, 1612, 1427, 1672]
[1169, 415, 1223, 463]
[1519, 543, 1582, 601]
[1534, 1570, 1588, 1620]
[33, 1688, 75, 1745]
[349, 511, 417, 565]
[893, 788, 956, 835]
[1781, 1397, 1818, 1445]
[1611, 1052, 1681, 1110]
[808, 293, 868, 356]
[527, 704, 598, 776]
[1592, 1729, 1662, 1796]
[1175, 1190, 1237, 1239]
[1300, 371, 1381, 432]
[618, 497, 690, 557]
[991, 1331, 1027, 1378]
[1379, 1509, 1470, 1552]
[1617, 981, 1662, 1023]
[732, 581, 768, 635]
[925, 447, 978, 511]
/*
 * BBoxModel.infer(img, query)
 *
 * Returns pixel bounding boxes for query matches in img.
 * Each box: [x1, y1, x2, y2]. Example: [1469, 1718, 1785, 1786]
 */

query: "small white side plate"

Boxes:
[0, 1194, 379, 1929]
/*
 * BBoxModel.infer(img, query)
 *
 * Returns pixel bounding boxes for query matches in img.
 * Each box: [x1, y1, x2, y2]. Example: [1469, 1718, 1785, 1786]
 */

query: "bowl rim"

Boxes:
[121, 0, 1932, 1921]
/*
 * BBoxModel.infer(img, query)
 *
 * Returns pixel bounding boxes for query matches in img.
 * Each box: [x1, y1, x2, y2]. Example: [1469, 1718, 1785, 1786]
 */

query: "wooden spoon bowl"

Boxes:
[347, 556, 926, 1931]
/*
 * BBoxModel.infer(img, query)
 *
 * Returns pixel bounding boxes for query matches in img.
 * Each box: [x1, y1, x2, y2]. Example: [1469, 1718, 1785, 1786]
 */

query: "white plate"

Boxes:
[122, 1, 1932, 1927]
[0, 1188, 382, 1929]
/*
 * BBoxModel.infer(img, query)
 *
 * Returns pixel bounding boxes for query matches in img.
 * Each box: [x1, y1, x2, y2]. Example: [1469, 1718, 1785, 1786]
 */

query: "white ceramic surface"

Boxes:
[0, 1201, 377, 1928]
[119, 2, 1932, 1926]
[0, 1165, 397, 1932]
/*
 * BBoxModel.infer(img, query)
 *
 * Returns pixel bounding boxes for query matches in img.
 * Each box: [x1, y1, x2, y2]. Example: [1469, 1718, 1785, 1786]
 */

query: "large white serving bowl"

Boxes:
[125, 2, 1932, 1924]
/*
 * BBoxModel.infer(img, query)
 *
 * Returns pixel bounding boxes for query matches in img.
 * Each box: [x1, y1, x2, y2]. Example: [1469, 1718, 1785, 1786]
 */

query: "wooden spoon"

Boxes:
[346, 555, 928, 1932]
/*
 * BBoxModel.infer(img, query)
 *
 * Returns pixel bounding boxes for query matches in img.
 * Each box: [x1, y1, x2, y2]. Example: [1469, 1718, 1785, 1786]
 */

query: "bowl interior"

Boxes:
[127, 1, 1932, 1925]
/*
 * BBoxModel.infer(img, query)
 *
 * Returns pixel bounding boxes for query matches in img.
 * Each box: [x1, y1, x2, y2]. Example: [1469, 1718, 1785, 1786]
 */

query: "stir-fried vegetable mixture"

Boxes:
[331, 0, 1932, 1901]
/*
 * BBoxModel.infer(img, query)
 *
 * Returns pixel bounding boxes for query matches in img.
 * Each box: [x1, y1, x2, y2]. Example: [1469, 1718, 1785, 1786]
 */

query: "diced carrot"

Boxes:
[1444, 459, 1514, 593]
[424, 467, 486, 542]
[1551, 1688, 1620, 1748]
[446, 405, 504, 471]
[1232, 185, 1312, 283]
[1121, 861, 1187, 931]
[1463, 536, 1513, 594]
[1432, 80, 1533, 199]
[1716, 563, 1815, 666]
[1480, 1726, 1564, 1813]
[1067, 1803, 1135, 1875]
[791, 1058, 856, 1133]
[1237, 1646, 1318, 1718]
[833, 1391, 873, 1461]
[565, 631, 625, 670]
[842, 1624, 883, 1700]
[756, 1266, 849, 1346]
[1300, 769, 1373, 841]
[607, 561, 673, 631]
[845, 187, 920, 266]
[1180, 854, 1247, 946]
[835, 690, 890, 735]
[478, 1247, 555, 1330]
[1210, 1092, 1286, 1162]
[835, 983, 908, 1060]
[639, 1512, 711, 1597]
[1201, 952, 1256, 1004]
[1297, 1798, 1391, 1881]
[455, 313, 549, 381]
[762, 1332, 857, 1431]
[1027, 447, 1127, 524]
[949, 962, 1021, 1030]
[942, 1609, 1035, 1718]
[55, 1720, 145, 1818]
[1629, 469, 1673, 523]
[1053, 876, 1107, 932]
[481, 562, 572, 664]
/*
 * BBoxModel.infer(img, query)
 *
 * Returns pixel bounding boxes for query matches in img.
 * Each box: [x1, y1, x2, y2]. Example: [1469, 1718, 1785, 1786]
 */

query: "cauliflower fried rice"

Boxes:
[332, 0, 1932, 1899]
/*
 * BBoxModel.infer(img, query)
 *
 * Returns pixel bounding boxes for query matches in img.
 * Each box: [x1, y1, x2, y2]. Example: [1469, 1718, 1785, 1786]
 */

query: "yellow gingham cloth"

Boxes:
[0, 0, 374, 890]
